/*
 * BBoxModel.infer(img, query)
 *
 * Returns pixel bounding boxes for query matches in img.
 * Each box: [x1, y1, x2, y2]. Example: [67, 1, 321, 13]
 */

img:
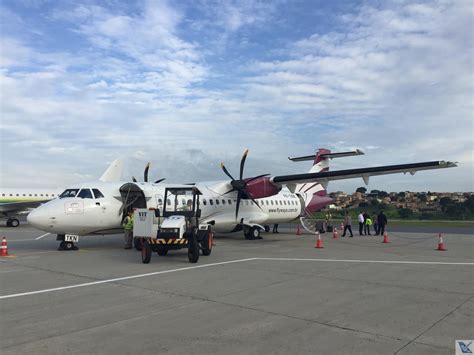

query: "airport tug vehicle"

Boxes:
[133, 187, 214, 264]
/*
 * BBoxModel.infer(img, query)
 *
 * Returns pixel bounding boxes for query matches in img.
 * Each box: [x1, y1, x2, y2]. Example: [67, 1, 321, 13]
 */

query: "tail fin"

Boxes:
[99, 159, 123, 182]
[288, 148, 364, 213]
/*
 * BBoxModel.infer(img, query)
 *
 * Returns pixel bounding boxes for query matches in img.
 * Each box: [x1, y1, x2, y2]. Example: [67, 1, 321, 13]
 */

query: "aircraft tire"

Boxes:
[188, 234, 199, 263]
[64, 241, 75, 250]
[58, 241, 66, 250]
[142, 240, 152, 264]
[10, 218, 20, 227]
[251, 227, 261, 240]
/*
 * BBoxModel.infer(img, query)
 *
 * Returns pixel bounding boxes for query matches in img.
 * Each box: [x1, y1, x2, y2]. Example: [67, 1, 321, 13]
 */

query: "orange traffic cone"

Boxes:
[382, 231, 390, 244]
[436, 233, 446, 251]
[332, 228, 338, 239]
[314, 232, 324, 249]
[0, 237, 9, 256]
[296, 225, 302, 235]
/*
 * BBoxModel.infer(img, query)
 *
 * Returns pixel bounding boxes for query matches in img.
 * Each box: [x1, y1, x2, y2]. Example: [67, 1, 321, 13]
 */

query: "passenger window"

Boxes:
[222, 199, 226, 204]
[23, 194, 26, 196]
[210, 199, 214, 205]
[216, 199, 220, 205]
[16, 194, 19, 196]
[203, 199, 207, 206]
[228, 199, 232, 204]
[46, 194, 49, 197]
[92, 189, 104, 199]
[270, 200, 274, 205]
[77, 189, 93, 199]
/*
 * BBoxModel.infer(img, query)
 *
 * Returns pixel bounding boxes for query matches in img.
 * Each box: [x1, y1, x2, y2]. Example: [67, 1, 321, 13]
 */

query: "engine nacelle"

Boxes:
[244, 176, 281, 199]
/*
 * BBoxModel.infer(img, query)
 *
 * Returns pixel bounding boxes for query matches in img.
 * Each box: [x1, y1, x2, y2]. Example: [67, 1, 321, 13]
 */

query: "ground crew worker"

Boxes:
[123, 211, 134, 249]
[342, 212, 353, 237]
[365, 216, 373, 235]
[377, 211, 388, 235]
[358, 211, 365, 236]
[272, 223, 279, 233]
[325, 211, 333, 232]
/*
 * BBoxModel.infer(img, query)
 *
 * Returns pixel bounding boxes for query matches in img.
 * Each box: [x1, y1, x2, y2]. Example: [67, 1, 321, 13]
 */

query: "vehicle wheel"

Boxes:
[188, 234, 199, 263]
[142, 240, 152, 264]
[157, 246, 168, 256]
[134, 238, 143, 251]
[10, 218, 20, 227]
[201, 231, 213, 256]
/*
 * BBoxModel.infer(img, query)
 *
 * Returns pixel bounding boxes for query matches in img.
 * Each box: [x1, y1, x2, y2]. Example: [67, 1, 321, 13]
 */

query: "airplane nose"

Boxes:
[27, 206, 50, 230]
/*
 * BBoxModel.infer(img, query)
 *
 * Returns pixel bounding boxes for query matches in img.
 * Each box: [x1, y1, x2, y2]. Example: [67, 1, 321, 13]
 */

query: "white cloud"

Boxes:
[0, 0, 472, 192]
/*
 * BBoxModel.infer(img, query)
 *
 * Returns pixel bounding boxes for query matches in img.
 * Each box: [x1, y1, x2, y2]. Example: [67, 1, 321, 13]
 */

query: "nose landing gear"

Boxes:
[56, 234, 79, 251]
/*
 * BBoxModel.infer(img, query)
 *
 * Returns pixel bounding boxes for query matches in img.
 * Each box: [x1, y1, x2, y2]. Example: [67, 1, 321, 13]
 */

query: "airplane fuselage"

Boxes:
[27, 180, 314, 236]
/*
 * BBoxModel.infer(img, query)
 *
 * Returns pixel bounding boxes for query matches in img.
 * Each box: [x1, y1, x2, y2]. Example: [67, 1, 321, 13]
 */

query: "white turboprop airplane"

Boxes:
[0, 159, 124, 227]
[27, 148, 456, 249]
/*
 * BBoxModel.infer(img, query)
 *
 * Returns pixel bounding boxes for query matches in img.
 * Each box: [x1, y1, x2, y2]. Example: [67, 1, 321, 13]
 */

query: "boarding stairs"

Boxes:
[300, 216, 325, 235]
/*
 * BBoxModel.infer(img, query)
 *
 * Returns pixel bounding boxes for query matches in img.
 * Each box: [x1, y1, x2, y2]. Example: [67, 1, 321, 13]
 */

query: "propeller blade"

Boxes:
[223, 188, 236, 195]
[132, 176, 137, 182]
[144, 162, 150, 182]
[245, 173, 270, 184]
[154, 178, 166, 184]
[221, 162, 235, 181]
[235, 193, 242, 219]
[251, 198, 263, 211]
[239, 149, 249, 180]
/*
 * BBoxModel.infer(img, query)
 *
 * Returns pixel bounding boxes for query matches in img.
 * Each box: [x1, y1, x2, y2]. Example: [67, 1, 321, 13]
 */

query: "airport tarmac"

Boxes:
[0, 225, 473, 355]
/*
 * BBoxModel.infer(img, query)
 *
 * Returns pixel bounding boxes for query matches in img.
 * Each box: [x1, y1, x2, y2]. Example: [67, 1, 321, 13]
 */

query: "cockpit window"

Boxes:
[77, 189, 93, 199]
[59, 189, 79, 198]
[92, 189, 104, 199]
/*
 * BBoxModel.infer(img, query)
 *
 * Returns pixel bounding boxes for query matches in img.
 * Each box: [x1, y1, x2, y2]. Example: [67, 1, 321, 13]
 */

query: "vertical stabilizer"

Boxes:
[99, 159, 123, 182]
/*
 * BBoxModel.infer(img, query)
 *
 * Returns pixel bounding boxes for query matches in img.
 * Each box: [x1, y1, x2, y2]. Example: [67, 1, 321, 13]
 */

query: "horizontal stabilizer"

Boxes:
[289, 149, 364, 162]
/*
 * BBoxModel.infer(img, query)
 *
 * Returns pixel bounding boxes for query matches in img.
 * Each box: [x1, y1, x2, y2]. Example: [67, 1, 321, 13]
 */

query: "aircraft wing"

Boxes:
[270, 161, 457, 188]
[0, 200, 49, 214]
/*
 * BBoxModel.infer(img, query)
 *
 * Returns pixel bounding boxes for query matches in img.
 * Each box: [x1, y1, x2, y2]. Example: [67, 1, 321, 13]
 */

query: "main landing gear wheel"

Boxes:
[244, 227, 261, 240]
[141, 240, 152, 264]
[187, 234, 199, 263]
[7, 218, 19, 227]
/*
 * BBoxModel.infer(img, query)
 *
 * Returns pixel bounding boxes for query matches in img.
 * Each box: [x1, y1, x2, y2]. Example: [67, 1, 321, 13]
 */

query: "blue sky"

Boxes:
[0, 0, 472, 192]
